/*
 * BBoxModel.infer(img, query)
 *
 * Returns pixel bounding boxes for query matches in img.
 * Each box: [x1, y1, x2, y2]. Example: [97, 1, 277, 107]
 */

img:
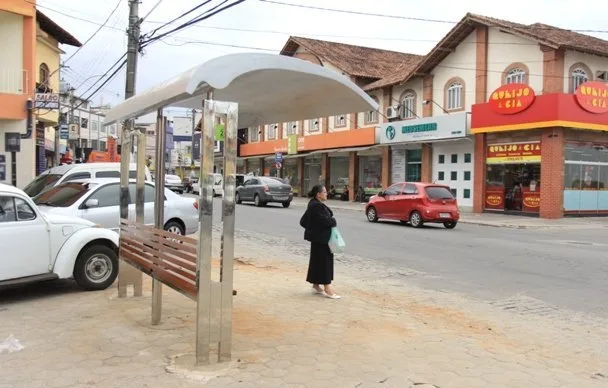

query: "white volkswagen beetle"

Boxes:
[0, 183, 119, 291]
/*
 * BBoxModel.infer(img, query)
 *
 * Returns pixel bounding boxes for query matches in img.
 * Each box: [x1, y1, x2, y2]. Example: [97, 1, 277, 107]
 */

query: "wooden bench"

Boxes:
[119, 220, 236, 299]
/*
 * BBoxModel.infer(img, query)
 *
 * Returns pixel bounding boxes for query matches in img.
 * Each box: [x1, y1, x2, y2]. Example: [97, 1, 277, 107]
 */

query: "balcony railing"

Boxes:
[0, 68, 28, 94]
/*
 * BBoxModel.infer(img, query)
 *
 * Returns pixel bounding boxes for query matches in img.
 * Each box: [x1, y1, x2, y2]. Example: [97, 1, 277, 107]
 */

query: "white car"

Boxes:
[192, 173, 224, 197]
[165, 174, 184, 194]
[0, 183, 119, 291]
[33, 178, 199, 235]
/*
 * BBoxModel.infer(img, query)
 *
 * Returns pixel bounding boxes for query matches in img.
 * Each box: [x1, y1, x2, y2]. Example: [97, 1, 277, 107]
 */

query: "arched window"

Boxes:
[365, 96, 379, 124]
[505, 68, 526, 84]
[570, 65, 590, 92]
[400, 91, 416, 119]
[445, 79, 464, 111]
[39, 63, 50, 89]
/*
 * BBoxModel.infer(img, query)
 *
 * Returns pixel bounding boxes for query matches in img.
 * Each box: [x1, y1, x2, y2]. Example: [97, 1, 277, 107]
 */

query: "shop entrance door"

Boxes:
[485, 163, 541, 213]
[303, 159, 321, 195]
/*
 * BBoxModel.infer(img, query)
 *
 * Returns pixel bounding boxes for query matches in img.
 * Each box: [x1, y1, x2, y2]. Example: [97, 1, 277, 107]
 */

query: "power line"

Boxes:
[158, 37, 277, 52]
[62, 0, 123, 64]
[143, 0, 215, 39]
[141, 0, 164, 21]
[35, 3, 125, 31]
[258, 0, 608, 34]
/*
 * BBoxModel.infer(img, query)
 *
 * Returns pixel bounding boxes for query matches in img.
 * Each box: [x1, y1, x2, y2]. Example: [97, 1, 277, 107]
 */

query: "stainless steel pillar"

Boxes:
[152, 109, 166, 325]
[196, 92, 215, 365]
[218, 102, 237, 362]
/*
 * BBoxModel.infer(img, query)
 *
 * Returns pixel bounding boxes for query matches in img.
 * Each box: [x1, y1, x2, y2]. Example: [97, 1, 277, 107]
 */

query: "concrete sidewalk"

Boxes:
[1, 229, 607, 387]
[291, 197, 608, 229]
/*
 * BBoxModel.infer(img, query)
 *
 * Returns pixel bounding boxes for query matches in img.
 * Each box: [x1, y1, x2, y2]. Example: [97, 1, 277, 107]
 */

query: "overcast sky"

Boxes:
[38, 0, 608, 113]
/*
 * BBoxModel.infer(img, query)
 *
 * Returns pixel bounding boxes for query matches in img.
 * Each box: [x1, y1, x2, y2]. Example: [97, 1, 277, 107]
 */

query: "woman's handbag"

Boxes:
[329, 227, 346, 252]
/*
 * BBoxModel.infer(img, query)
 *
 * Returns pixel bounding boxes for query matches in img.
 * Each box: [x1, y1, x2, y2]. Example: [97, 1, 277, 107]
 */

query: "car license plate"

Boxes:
[439, 213, 451, 218]
[275, 196, 288, 201]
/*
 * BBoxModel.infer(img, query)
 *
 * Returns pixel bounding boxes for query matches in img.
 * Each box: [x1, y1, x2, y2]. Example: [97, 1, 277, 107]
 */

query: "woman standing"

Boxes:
[299, 184, 341, 299]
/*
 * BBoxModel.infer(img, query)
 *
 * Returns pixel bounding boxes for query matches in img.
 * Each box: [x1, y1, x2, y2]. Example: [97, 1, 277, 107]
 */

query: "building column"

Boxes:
[259, 157, 265, 176]
[541, 47, 565, 94]
[349, 113, 358, 130]
[381, 146, 391, 188]
[540, 127, 565, 219]
[421, 144, 433, 182]
[259, 125, 265, 142]
[475, 26, 489, 104]
[321, 153, 331, 189]
[243, 159, 248, 174]
[297, 157, 304, 197]
[321, 117, 329, 134]
[277, 122, 283, 139]
[473, 134, 487, 213]
[348, 151, 359, 201]
[422, 76, 434, 117]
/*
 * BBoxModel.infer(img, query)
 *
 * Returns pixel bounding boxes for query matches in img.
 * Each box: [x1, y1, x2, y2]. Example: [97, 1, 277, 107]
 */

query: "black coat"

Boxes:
[300, 198, 337, 244]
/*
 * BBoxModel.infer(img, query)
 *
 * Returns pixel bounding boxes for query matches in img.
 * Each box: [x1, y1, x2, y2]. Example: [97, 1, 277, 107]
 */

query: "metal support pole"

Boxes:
[218, 102, 238, 362]
[152, 109, 166, 325]
[195, 91, 214, 365]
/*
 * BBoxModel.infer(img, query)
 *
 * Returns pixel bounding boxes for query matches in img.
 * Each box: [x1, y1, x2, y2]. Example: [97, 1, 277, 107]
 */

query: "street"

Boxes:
[193, 194, 608, 320]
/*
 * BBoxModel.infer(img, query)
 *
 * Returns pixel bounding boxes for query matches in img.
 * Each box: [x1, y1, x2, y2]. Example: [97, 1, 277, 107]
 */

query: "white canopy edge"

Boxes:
[104, 53, 378, 128]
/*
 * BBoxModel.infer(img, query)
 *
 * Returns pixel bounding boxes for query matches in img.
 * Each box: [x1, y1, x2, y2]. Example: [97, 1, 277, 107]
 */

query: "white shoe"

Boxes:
[325, 293, 341, 299]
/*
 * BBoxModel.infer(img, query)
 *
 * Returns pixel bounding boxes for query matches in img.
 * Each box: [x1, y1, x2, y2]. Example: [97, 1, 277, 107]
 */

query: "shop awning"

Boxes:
[104, 53, 378, 128]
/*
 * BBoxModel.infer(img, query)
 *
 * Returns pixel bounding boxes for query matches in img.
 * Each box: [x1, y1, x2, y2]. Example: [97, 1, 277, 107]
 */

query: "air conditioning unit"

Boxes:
[385, 105, 402, 119]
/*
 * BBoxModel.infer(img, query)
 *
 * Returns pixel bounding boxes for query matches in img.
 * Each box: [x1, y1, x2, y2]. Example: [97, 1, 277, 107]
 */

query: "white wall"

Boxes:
[563, 51, 608, 92]
[0, 11, 23, 94]
[391, 78, 424, 119]
[431, 140, 475, 209]
[487, 27, 544, 96]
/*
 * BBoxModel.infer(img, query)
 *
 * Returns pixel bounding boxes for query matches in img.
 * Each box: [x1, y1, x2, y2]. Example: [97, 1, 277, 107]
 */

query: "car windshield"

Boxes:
[425, 186, 454, 200]
[23, 173, 63, 197]
[33, 182, 94, 207]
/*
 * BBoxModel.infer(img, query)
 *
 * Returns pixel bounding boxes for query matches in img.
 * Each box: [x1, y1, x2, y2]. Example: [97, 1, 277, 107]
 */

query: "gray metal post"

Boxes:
[152, 109, 166, 325]
[218, 102, 238, 362]
[196, 91, 215, 365]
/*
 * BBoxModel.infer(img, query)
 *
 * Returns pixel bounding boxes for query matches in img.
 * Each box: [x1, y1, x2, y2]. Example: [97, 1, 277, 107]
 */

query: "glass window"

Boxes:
[401, 93, 416, 119]
[267, 124, 277, 139]
[334, 115, 346, 128]
[15, 198, 36, 220]
[91, 184, 120, 207]
[438, 171, 445, 181]
[359, 156, 382, 194]
[403, 183, 418, 195]
[308, 120, 320, 132]
[505, 68, 526, 84]
[384, 184, 403, 196]
[23, 173, 63, 197]
[450, 188, 457, 197]
[128, 183, 157, 204]
[0, 196, 16, 222]
[438, 154, 445, 164]
[464, 171, 471, 181]
[63, 172, 91, 182]
[451, 154, 458, 163]
[34, 182, 94, 207]
[425, 186, 454, 199]
[463, 189, 471, 199]
[464, 153, 472, 163]
[406, 149, 422, 182]
[571, 68, 589, 92]
[447, 81, 463, 110]
[451, 171, 457, 180]
[96, 171, 121, 178]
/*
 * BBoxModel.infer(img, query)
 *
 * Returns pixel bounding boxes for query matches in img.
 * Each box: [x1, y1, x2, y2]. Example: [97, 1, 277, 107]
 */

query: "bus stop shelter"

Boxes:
[103, 52, 378, 365]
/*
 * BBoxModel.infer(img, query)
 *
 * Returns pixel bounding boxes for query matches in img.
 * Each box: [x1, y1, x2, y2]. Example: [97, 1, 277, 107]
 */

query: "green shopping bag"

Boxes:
[329, 227, 346, 252]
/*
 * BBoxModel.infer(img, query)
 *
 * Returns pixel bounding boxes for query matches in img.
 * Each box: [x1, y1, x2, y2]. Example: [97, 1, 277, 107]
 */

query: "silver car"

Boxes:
[33, 178, 199, 235]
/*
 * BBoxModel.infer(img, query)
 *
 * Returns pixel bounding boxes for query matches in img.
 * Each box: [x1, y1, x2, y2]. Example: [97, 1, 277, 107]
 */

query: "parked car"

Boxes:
[192, 173, 224, 197]
[23, 162, 152, 198]
[183, 176, 198, 193]
[236, 176, 293, 208]
[365, 182, 460, 229]
[0, 183, 119, 291]
[165, 174, 184, 194]
[33, 178, 199, 235]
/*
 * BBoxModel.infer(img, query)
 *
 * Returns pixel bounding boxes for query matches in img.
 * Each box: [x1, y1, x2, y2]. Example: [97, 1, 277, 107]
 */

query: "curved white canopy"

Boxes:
[104, 53, 378, 128]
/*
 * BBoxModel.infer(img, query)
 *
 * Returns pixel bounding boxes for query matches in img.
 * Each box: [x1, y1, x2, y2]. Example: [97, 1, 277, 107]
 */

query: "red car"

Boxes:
[365, 182, 460, 229]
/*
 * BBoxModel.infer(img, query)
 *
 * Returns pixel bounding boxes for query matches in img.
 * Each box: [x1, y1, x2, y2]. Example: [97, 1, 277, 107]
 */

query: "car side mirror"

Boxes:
[84, 198, 99, 208]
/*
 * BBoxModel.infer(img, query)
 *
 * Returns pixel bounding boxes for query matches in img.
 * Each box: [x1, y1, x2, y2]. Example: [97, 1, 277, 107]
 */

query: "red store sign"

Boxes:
[575, 81, 608, 114]
[488, 83, 536, 115]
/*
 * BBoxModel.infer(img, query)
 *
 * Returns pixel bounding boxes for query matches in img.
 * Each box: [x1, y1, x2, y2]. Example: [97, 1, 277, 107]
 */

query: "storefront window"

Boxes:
[282, 158, 300, 194]
[564, 143, 608, 213]
[303, 155, 322, 195]
[329, 156, 349, 197]
[247, 159, 261, 176]
[406, 149, 421, 182]
[359, 155, 382, 195]
[485, 163, 541, 212]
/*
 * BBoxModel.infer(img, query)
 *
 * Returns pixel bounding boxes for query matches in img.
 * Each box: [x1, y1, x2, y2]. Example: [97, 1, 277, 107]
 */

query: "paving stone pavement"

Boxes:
[1, 230, 607, 388]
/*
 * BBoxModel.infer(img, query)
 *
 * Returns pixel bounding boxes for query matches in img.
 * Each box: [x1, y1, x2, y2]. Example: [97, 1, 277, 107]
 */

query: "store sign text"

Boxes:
[523, 194, 540, 208]
[486, 142, 541, 164]
[575, 81, 608, 114]
[486, 194, 503, 207]
[488, 84, 535, 114]
[400, 123, 437, 134]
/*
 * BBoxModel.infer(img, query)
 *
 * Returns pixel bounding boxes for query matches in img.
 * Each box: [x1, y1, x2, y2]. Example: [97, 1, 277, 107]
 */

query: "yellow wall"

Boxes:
[35, 24, 61, 124]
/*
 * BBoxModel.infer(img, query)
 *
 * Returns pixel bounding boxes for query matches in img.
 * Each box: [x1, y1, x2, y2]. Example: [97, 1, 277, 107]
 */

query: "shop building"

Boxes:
[472, 83, 608, 218]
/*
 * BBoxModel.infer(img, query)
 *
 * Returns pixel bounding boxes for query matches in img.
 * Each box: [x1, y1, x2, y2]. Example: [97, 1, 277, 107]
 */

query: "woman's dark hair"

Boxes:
[307, 184, 326, 199]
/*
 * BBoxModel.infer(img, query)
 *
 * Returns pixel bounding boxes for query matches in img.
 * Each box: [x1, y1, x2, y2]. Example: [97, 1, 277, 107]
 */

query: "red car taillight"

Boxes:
[193, 201, 199, 210]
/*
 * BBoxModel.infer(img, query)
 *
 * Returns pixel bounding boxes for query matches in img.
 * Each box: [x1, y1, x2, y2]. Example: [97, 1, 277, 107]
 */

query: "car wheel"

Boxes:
[443, 221, 457, 229]
[235, 192, 242, 204]
[73, 244, 118, 291]
[409, 211, 424, 228]
[254, 194, 262, 207]
[282, 201, 291, 208]
[164, 220, 185, 235]
[366, 206, 378, 222]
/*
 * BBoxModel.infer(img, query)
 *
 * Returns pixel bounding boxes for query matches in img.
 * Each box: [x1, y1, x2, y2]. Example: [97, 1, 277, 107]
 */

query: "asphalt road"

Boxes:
[187, 194, 608, 318]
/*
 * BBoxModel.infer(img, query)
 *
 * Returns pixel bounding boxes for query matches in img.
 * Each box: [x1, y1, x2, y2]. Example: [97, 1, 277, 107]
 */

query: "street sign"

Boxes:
[59, 124, 69, 140]
[34, 93, 59, 110]
[68, 124, 79, 140]
[215, 123, 225, 141]
[275, 152, 283, 163]
[275, 162, 282, 169]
